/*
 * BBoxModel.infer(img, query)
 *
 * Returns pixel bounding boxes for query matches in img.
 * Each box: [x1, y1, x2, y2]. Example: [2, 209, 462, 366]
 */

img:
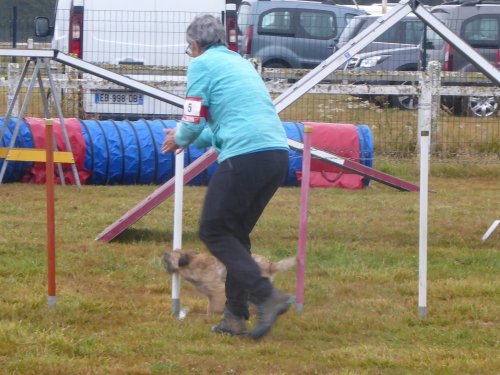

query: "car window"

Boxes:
[374, 20, 422, 44]
[404, 21, 424, 45]
[259, 9, 293, 35]
[345, 13, 359, 26]
[337, 17, 372, 45]
[377, 24, 403, 44]
[425, 10, 449, 50]
[297, 10, 337, 39]
[462, 15, 499, 48]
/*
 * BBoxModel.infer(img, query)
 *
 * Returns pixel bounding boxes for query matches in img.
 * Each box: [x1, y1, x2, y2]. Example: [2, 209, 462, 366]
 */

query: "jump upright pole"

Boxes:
[171, 146, 184, 317]
[45, 118, 56, 307]
[295, 126, 312, 312]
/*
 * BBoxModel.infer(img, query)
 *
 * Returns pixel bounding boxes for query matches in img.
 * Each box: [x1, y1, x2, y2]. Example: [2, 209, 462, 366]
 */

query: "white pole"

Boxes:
[482, 220, 500, 241]
[417, 63, 436, 319]
[418, 135, 429, 319]
[171, 138, 184, 317]
[295, 126, 312, 313]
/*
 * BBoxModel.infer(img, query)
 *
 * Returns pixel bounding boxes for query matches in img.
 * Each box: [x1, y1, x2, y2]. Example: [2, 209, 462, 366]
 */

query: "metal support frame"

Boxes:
[0, 56, 81, 187]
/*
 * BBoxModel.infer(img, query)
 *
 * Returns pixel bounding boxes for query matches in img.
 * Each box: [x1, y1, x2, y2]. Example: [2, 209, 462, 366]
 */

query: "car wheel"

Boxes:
[389, 81, 419, 110]
[389, 93, 419, 110]
[263, 61, 289, 68]
[467, 96, 498, 117]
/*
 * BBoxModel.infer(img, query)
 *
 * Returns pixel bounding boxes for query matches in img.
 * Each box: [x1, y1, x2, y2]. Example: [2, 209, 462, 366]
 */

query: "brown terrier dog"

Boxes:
[162, 250, 296, 315]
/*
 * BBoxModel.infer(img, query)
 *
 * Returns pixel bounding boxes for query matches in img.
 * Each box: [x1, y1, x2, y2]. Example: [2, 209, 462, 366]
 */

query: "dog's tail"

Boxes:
[270, 256, 297, 274]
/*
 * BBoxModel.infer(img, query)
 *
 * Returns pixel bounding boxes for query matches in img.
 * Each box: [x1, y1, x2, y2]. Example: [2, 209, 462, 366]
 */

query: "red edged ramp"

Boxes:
[97, 140, 418, 242]
[288, 139, 419, 192]
[95, 149, 217, 242]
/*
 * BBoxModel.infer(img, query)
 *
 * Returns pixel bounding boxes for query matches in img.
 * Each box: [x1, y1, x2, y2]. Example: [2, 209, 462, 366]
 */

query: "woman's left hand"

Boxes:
[162, 128, 181, 154]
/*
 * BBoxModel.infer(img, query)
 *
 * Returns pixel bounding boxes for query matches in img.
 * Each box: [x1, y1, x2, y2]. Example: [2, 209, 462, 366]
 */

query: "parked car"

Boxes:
[420, 0, 500, 117]
[237, 0, 367, 69]
[336, 14, 424, 56]
[338, 14, 425, 109]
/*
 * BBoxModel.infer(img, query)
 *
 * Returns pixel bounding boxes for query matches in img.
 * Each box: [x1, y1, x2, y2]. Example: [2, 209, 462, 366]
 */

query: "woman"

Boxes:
[162, 14, 293, 340]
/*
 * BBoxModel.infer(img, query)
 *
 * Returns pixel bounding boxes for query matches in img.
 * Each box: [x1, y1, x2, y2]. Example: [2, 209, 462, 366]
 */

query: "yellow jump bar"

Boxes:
[0, 148, 75, 164]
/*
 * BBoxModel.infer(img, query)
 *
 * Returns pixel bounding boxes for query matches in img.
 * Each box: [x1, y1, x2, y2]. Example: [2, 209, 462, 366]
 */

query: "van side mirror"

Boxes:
[34, 17, 53, 37]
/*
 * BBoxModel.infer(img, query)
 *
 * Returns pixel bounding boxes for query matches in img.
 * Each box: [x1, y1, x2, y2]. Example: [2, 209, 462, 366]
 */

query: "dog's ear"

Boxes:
[178, 253, 191, 267]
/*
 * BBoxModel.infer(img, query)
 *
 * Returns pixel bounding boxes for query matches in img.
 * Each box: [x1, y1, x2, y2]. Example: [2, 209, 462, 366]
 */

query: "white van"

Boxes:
[36, 0, 238, 119]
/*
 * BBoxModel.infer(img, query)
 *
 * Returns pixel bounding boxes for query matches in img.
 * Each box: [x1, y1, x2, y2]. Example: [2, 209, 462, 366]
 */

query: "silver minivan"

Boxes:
[237, 0, 366, 69]
[338, 14, 424, 110]
[421, 1, 500, 116]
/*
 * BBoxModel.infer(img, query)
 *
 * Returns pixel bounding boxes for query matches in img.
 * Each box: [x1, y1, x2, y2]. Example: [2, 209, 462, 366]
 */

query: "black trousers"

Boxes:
[199, 149, 289, 319]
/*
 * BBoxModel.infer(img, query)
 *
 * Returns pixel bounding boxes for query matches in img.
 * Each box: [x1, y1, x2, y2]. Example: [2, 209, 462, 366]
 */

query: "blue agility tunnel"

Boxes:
[0, 118, 34, 183]
[0, 118, 373, 187]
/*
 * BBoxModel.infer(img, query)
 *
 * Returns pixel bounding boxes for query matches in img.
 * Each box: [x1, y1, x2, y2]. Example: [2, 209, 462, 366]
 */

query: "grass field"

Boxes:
[0, 164, 498, 374]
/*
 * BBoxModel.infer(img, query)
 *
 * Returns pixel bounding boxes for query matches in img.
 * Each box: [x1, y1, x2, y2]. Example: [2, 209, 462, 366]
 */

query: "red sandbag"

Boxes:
[298, 122, 364, 189]
[21, 118, 90, 184]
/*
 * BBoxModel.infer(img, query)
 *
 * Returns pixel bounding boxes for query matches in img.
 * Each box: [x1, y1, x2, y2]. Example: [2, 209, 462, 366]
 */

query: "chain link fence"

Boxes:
[0, 4, 499, 166]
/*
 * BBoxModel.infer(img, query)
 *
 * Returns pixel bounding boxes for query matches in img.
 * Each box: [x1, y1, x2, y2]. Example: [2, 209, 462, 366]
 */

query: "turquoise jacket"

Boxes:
[175, 45, 288, 162]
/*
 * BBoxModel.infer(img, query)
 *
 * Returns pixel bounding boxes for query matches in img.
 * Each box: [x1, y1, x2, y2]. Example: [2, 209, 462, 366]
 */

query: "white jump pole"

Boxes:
[417, 63, 435, 319]
[482, 220, 500, 241]
[171, 142, 184, 317]
[295, 126, 312, 313]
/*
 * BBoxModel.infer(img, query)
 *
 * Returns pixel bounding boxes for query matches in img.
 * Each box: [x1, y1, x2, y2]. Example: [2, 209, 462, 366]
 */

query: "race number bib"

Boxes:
[182, 97, 208, 124]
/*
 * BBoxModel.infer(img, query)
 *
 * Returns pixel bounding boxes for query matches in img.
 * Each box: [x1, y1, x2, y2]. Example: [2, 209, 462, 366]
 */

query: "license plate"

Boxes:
[94, 91, 144, 105]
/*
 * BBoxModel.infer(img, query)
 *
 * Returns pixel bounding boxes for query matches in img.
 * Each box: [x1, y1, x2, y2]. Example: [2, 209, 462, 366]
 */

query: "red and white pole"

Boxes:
[45, 118, 56, 307]
[295, 126, 312, 312]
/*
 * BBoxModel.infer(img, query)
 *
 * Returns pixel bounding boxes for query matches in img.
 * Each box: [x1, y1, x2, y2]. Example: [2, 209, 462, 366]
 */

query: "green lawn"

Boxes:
[0, 165, 499, 374]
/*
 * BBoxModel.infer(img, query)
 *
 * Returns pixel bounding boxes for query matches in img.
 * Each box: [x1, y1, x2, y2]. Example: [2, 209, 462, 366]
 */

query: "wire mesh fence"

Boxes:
[0, 2, 499, 167]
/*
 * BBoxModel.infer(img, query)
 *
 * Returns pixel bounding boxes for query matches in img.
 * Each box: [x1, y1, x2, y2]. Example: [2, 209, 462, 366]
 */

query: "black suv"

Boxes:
[421, 0, 500, 116]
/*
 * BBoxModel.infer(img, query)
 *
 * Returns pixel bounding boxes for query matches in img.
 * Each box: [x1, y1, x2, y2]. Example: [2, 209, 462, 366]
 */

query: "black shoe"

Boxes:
[211, 309, 248, 336]
[251, 289, 294, 340]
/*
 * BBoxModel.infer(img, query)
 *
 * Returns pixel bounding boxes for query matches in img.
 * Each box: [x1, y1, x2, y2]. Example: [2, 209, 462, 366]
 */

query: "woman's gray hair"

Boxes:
[186, 14, 227, 51]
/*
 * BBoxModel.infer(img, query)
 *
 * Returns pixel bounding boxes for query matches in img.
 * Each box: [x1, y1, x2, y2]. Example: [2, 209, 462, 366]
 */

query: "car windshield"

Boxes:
[337, 17, 374, 46]
[425, 10, 449, 50]
[337, 16, 423, 47]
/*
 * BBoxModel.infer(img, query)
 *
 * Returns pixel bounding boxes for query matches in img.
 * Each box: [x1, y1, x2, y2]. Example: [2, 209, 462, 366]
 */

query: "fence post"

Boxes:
[7, 63, 20, 117]
[429, 61, 441, 150]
